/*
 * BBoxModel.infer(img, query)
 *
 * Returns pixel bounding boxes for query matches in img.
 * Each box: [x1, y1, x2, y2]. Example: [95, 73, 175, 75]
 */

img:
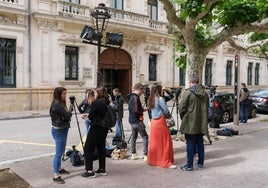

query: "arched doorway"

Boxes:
[100, 48, 132, 99]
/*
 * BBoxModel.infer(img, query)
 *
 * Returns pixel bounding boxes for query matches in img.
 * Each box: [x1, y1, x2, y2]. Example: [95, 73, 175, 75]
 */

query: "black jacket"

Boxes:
[127, 93, 144, 124]
[50, 101, 72, 128]
[88, 99, 109, 127]
[111, 93, 125, 118]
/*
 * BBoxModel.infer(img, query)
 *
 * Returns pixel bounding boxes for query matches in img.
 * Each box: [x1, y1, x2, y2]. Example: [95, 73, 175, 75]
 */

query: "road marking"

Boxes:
[0, 140, 55, 147]
[0, 153, 54, 166]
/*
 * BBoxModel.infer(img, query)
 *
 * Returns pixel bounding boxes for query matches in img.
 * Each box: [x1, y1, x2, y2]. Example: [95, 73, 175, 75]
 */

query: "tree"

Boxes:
[159, 0, 268, 83]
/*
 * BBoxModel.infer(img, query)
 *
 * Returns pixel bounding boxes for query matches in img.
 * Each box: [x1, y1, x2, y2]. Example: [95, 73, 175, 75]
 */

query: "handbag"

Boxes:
[166, 113, 175, 128]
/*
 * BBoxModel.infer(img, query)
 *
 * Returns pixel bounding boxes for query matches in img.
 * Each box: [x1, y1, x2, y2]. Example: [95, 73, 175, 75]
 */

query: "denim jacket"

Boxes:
[151, 97, 169, 119]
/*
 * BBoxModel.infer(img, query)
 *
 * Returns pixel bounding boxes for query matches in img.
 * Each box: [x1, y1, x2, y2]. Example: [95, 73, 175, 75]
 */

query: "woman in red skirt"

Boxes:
[147, 84, 177, 169]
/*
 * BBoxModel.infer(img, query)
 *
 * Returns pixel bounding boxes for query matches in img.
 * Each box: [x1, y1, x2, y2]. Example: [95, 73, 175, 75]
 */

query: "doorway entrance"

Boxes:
[100, 48, 132, 99]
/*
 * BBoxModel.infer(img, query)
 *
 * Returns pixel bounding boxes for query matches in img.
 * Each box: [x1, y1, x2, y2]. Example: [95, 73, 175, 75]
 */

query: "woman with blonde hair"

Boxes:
[78, 89, 96, 134]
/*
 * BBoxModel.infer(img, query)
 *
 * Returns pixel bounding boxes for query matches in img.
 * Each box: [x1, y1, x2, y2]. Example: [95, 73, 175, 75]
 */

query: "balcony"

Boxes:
[0, 0, 25, 9]
[56, 1, 168, 32]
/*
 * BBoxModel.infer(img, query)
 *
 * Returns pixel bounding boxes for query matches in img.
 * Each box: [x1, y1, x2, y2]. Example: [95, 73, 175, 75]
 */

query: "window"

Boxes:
[205, 58, 212, 86]
[226, 60, 232, 85]
[255, 63, 260, 85]
[149, 54, 157, 81]
[247, 62, 253, 85]
[111, 0, 123, 10]
[65, 46, 78, 80]
[179, 68, 185, 86]
[0, 38, 16, 88]
[66, 0, 80, 4]
[148, 0, 158, 20]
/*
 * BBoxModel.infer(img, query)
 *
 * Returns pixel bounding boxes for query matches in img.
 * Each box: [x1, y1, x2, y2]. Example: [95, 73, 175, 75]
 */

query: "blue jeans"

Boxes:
[240, 103, 248, 123]
[185, 134, 204, 168]
[130, 122, 148, 156]
[115, 118, 122, 138]
[84, 119, 91, 135]
[51, 127, 69, 174]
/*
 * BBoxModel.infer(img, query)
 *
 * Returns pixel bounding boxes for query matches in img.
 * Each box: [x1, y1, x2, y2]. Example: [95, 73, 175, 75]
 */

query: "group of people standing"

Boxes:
[49, 74, 211, 184]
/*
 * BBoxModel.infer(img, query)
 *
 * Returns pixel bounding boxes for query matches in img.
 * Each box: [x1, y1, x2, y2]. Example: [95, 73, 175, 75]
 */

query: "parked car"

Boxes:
[249, 89, 268, 112]
[209, 92, 257, 124]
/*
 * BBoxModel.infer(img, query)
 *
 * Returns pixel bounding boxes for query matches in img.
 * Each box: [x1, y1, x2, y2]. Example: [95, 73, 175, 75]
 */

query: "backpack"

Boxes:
[101, 105, 117, 129]
[65, 145, 84, 167]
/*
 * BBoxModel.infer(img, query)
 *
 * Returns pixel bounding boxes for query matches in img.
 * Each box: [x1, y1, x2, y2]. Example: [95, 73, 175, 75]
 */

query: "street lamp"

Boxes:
[91, 3, 111, 87]
[80, 3, 123, 87]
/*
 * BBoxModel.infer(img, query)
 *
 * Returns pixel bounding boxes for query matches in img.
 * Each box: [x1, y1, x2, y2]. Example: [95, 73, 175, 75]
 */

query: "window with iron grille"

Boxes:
[65, 46, 78, 80]
[0, 38, 16, 88]
[255, 63, 260, 85]
[179, 68, 185, 86]
[226, 60, 232, 85]
[149, 54, 157, 81]
[247, 62, 253, 85]
[111, 0, 123, 10]
[148, 0, 158, 20]
[205, 58, 212, 86]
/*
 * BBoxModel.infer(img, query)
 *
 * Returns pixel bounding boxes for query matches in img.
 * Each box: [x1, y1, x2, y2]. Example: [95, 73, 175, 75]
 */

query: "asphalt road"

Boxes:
[0, 113, 268, 188]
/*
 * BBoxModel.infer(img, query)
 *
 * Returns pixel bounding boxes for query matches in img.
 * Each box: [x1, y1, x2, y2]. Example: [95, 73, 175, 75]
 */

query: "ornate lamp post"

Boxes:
[91, 3, 111, 87]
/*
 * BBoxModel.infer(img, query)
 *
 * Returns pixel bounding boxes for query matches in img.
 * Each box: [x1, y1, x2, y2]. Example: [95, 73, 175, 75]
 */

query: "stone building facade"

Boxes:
[0, 0, 267, 111]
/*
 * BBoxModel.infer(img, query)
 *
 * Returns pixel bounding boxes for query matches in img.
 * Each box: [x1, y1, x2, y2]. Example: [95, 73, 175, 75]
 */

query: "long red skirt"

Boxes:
[147, 115, 174, 168]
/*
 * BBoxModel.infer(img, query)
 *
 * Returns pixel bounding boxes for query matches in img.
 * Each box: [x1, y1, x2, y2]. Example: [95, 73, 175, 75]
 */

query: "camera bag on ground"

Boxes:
[65, 145, 84, 167]
[216, 128, 238, 137]
[101, 105, 117, 129]
[112, 136, 127, 149]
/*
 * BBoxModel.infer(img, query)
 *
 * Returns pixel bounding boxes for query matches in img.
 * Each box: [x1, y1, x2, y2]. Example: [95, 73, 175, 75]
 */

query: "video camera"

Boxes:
[69, 95, 76, 105]
[170, 87, 182, 96]
[206, 85, 217, 95]
[144, 85, 150, 98]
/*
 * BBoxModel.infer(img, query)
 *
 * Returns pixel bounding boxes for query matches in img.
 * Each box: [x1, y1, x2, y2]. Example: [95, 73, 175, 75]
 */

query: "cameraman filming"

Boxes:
[49, 87, 72, 184]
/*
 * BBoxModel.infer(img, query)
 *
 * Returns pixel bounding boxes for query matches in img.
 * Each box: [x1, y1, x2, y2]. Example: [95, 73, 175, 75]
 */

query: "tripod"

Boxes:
[62, 98, 84, 161]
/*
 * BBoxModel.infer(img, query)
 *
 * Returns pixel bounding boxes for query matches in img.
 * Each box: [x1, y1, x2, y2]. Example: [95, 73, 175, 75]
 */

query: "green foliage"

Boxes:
[250, 33, 268, 42]
[217, 0, 266, 27]
[174, 55, 187, 69]
[176, 0, 204, 20]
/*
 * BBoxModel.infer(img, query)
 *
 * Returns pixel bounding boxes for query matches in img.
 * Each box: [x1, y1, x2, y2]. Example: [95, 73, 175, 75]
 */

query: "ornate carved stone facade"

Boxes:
[0, 0, 267, 111]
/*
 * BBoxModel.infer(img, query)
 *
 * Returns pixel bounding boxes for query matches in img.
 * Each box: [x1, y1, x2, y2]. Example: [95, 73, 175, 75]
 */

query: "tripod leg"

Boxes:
[73, 102, 84, 150]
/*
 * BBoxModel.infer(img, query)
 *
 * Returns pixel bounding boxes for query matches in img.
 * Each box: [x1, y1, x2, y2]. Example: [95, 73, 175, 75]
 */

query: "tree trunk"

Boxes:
[185, 51, 207, 87]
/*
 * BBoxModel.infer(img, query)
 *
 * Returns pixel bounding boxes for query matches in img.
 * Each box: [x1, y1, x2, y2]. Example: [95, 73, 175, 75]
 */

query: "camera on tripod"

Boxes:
[69, 95, 76, 105]
[206, 85, 217, 95]
[144, 85, 150, 98]
[170, 87, 182, 96]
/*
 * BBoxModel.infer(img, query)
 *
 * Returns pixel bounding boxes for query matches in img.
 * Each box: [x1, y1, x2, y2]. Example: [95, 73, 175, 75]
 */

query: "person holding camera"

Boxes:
[111, 88, 126, 138]
[179, 75, 209, 171]
[147, 84, 177, 169]
[239, 83, 250, 124]
[49, 87, 72, 184]
[81, 87, 110, 178]
[127, 83, 149, 161]
[78, 89, 96, 135]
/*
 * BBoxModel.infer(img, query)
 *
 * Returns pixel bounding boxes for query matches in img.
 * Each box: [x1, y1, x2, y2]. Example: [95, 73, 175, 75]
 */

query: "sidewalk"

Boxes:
[1, 110, 268, 188]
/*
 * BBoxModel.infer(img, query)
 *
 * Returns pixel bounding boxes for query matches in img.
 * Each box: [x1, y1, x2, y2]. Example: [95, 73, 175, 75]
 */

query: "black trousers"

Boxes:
[83, 125, 108, 171]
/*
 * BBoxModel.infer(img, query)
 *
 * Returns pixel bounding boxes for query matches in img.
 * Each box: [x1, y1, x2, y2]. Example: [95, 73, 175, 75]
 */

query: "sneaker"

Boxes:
[59, 169, 70, 175]
[95, 169, 107, 176]
[81, 171, 96, 178]
[142, 155, 147, 162]
[53, 176, 65, 184]
[169, 164, 177, 169]
[180, 164, 193, 171]
[130, 153, 139, 160]
[197, 164, 204, 170]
